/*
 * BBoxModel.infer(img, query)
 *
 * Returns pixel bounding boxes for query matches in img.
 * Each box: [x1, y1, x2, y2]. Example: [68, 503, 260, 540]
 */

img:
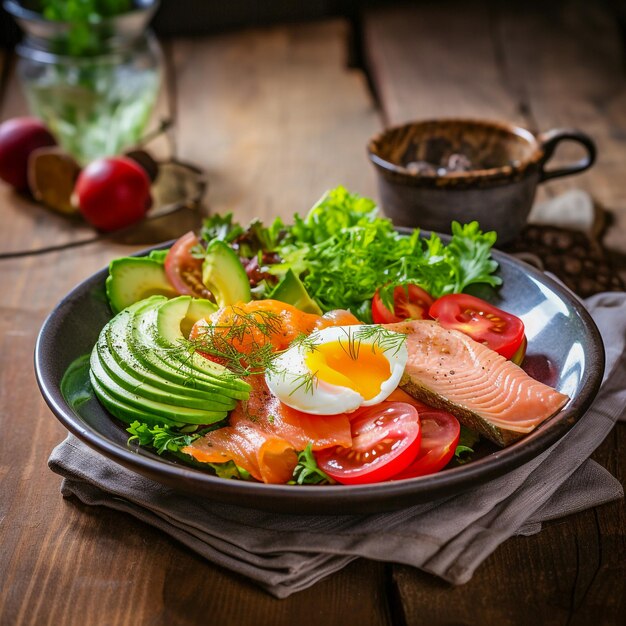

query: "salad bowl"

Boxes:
[35, 238, 604, 514]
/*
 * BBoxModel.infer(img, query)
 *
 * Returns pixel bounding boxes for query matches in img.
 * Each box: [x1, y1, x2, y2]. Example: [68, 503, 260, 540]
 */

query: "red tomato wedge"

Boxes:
[372, 284, 434, 324]
[429, 293, 525, 359]
[164, 231, 212, 298]
[315, 402, 421, 485]
[392, 409, 460, 480]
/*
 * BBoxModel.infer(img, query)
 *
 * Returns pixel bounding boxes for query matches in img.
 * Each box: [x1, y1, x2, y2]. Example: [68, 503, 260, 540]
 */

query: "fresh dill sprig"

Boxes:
[352, 325, 407, 356]
[286, 369, 319, 396]
[218, 307, 283, 343]
[289, 332, 320, 353]
[189, 308, 284, 377]
[337, 326, 360, 360]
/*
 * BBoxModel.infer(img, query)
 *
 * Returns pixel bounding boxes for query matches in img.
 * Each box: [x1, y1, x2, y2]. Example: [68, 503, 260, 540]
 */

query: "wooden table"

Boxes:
[1, 3, 625, 624]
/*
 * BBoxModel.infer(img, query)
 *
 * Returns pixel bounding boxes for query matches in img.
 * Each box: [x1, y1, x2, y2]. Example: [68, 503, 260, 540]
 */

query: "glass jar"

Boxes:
[5, 0, 162, 165]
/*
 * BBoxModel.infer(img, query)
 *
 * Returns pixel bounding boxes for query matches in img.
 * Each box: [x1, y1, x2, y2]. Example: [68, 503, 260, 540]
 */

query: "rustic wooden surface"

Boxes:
[0, 3, 625, 625]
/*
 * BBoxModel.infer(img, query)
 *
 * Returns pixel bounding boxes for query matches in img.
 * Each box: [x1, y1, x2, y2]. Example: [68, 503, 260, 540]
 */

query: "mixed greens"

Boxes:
[199, 186, 501, 322]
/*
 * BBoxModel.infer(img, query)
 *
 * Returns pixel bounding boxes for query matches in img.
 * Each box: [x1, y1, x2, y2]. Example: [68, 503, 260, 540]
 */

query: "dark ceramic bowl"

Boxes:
[35, 241, 603, 514]
[367, 119, 596, 244]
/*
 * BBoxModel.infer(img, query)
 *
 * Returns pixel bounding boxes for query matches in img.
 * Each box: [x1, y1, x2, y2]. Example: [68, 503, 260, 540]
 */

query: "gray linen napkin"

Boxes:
[48, 292, 626, 598]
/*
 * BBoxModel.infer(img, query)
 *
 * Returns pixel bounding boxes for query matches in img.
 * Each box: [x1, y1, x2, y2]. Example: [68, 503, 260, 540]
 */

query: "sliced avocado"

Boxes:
[106, 257, 178, 314]
[148, 249, 169, 263]
[96, 333, 235, 411]
[130, 298, 250, 398]
[89, 373, 186, 428]
[105, 306, 211, 399]
[155, 296, 193, 347]
[185, 298, 218, 335]
[104, 307, 235, 407]
[271, 269, 322, 315]
[202, 240, 251, 307]
[155, 296, 217, 346]
[140, 306, 249, 394]
[90, 348, 229, 424]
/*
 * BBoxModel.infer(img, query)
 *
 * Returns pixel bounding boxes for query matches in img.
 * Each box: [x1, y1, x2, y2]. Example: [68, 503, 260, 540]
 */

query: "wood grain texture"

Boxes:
[363, 1, 525, 125]
[492, 1, 626, 257]
[0, 20, 390, 626]
[172, 20, 379, 225]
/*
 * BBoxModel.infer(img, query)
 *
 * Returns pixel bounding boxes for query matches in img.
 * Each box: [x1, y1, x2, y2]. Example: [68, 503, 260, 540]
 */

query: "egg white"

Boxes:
[265, 325, 408, 415]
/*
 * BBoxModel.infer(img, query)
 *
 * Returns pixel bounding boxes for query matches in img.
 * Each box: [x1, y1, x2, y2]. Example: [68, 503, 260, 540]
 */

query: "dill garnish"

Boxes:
[189, 307, 284, 377]
[352, 325, 407, 356]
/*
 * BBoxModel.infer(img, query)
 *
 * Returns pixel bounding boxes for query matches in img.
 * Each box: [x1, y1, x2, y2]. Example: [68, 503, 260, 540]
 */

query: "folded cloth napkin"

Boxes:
[49, 292, 626, 599]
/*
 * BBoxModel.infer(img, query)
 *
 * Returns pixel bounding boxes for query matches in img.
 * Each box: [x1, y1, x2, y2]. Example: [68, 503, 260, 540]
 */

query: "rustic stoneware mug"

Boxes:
[367, 119, 596, 244]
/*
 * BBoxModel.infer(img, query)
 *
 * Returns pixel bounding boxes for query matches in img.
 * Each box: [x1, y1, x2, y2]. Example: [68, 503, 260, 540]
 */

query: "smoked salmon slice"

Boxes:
[182, 421, 298, 484]
[386, 320, 569, 446]
[182, 377, 352, 483]
[229, 377, 353, 451]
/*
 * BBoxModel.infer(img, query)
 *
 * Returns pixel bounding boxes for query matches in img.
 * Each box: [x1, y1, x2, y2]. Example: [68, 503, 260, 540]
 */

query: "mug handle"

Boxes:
[537, 128, 596, 182]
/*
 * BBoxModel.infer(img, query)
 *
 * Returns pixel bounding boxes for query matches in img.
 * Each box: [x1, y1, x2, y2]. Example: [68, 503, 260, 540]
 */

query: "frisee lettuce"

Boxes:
[274, 187, 501, 321]
[195, 185, 502, 322]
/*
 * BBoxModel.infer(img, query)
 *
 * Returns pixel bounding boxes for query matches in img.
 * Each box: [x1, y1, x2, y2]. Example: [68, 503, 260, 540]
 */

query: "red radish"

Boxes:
[74, 156, 152, 231]
[0, 117, 56, 191]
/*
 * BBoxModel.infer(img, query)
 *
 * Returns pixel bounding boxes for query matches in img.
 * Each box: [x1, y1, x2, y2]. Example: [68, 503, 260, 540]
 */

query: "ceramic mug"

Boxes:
[367, 119, 596, 244]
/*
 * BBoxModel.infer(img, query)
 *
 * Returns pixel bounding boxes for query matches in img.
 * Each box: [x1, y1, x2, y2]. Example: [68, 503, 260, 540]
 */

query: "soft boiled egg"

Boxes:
[265, 325, 408, 415]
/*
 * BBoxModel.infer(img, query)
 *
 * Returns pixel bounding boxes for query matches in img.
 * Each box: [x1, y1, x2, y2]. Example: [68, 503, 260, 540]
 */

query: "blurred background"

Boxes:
[1, 1, 621, 47]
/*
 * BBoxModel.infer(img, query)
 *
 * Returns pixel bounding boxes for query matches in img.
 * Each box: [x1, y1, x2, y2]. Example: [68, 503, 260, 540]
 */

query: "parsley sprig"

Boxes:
[290, 444, 333, 485]
[127, 421, 202, 455]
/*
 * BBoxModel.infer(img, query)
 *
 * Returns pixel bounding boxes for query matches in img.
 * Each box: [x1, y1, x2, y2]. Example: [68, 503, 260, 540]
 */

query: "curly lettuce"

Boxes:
[274, 187, 501, 321]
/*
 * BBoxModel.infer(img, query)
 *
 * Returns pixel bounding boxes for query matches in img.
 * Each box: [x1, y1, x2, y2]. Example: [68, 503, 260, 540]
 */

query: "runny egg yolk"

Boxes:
[304, 340, 392, 401]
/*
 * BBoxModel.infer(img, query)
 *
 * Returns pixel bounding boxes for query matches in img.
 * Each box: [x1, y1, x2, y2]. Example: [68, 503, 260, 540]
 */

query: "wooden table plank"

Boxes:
[493, 2, 626, 255]
[363, 3, 626, 624]
[363, 1, 525, 125]
[172, 20, 379, 224]
[0, 20, 391, 626]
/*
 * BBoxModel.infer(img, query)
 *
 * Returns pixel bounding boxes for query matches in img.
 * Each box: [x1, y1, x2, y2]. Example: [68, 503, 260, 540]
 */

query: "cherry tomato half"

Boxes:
[164, 231, 212, 298]
[392, 409, 460, 480]
[429, 293, 525, 359]
[315, 402, 421, 485]
[372, 284, 434, 324]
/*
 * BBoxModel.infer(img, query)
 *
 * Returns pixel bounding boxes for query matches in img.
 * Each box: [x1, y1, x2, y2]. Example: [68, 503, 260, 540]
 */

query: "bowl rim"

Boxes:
[34, 240, 605, 514]
[367, 118, 545, 184]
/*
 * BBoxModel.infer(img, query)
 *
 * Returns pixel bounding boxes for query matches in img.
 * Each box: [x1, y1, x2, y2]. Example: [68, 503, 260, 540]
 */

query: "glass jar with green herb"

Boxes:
[5, 0, 162, 165]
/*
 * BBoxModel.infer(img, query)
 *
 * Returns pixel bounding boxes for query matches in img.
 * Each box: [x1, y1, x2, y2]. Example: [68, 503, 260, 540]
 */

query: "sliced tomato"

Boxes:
[392, 409, 460, 480]
[164, 231, 212, 298]
[372, 284, 434, 324]
[429, 293, 525, 359]
[314, 402, 421, 485]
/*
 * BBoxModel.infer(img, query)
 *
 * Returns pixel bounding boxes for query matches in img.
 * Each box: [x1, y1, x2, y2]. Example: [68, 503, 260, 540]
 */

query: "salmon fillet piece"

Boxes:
[386, 320, 569, 446]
